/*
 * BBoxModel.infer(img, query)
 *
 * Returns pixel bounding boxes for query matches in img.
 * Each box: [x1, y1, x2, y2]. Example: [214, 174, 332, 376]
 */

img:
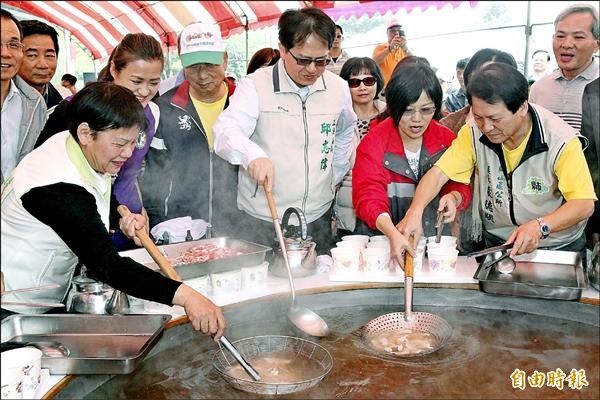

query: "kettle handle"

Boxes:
[281, 207, 308, 240]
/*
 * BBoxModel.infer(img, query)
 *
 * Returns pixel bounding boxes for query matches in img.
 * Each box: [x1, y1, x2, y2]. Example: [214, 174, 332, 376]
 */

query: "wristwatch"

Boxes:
[536, 217, 550, 239]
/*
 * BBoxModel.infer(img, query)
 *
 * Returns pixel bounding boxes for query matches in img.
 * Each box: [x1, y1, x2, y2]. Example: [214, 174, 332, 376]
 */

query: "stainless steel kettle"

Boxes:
[66, 266, 130, 314]
[270, 207, 317, 278]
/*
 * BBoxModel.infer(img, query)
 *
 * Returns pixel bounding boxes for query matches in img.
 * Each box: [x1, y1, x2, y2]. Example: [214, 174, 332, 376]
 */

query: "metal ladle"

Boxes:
[263, 182, 330, 338]
[117, 205, 261, 381]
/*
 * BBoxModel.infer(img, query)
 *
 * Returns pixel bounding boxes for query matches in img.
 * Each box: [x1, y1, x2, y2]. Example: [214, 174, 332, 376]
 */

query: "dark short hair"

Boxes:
[278, 7, 336, 50]
[385, 62, 444, 125]
[247, 48, 280, 74]
[101, 33, 164, 82]
[532, 49, 551, 61]
[463, 48, 517, 88]
[456, 57, 470, 70]
[335, 24, 343, 35]
[20, 20, 59, 55]
[1, 9, 22, 40]
[340, 57, 384, 97]
[66, 81, 147, 142]
[61, 73, 77, 85]
[467, 62, 528, 114]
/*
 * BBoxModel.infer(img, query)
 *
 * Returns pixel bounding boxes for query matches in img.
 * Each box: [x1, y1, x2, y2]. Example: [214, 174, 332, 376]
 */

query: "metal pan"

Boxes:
[358, 237, 452, 357]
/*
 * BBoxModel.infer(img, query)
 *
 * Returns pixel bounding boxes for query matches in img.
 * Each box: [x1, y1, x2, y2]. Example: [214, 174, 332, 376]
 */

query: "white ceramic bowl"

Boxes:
[184, 274, 211, 296]
[336, 240, 366, 250]
[341, 235, 370, 245]
[210, 269, 242, 296]
[0, 364, 24, 399]
[426, 235, 458, 246]
[369, 235, 389, 242]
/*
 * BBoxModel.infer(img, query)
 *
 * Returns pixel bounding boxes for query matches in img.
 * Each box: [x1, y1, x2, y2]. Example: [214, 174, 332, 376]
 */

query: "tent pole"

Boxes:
[523, 0, 532, 78]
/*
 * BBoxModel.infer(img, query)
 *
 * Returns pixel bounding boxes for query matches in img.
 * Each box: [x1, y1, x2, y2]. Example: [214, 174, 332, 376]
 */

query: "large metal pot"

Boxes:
[269, 208, 317, 278]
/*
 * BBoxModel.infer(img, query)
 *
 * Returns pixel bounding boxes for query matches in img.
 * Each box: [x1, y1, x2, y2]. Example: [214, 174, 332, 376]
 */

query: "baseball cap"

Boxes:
[179, 22, 225, 67]
[387, 18, 402, 30]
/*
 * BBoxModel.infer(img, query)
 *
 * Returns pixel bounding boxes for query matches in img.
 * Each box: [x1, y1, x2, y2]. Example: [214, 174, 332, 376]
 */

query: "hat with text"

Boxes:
[179, 22, 225, 67]
[387, 18, 402, 30]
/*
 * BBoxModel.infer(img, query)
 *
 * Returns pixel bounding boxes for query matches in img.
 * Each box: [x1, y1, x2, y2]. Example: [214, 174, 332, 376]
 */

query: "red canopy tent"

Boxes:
[1, 1, 476, 59]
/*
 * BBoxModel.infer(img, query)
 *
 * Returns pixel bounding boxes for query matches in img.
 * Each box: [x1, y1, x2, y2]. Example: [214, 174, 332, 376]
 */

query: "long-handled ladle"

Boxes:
[263, 182, 330, 337]
[117, 205, 261, 381]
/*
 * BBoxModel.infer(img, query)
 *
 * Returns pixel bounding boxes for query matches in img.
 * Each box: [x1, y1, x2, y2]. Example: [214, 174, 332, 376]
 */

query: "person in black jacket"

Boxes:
[139, 22, 238, 237]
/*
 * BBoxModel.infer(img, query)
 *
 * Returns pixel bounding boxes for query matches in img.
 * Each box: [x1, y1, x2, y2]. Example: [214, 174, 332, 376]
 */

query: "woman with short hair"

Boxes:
[1, 82, 226, 339]
[352, 62, 472, 268]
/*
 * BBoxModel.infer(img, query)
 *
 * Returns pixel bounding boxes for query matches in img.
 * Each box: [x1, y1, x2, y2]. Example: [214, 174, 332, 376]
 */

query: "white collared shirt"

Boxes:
[1, 79, 24, 178]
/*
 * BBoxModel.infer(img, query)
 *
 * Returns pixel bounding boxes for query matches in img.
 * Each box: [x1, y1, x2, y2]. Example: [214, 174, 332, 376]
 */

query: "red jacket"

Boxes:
[353, 117, 471, 232]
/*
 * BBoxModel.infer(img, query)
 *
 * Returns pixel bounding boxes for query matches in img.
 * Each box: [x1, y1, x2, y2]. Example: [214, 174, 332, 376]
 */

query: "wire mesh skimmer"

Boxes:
[213, 335, 333, 395]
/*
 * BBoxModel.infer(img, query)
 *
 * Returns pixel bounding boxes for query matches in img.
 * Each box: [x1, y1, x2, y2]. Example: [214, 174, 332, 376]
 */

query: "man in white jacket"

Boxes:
[214, 7, 356, 252]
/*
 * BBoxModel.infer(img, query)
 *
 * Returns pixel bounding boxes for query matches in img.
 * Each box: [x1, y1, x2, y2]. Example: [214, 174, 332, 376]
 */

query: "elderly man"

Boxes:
[372, 19, 413, 87]
[398, 63, 595, 257]
[529, 4, 599, 131]
[18, 20, 63, 108]
[213, 7, 356, 252]
[1, 10, 46, 184]
[140, 22, 237, 237]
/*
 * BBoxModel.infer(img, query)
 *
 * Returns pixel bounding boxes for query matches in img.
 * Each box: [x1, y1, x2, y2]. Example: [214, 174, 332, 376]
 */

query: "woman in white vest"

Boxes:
[1, 82, 226, 340]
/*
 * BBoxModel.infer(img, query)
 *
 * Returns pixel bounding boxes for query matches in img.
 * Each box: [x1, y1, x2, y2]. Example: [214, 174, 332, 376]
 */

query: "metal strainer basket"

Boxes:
[212, 335, 333, 395]
[359, 236, 453, 358]
[358, 311, 453, 358]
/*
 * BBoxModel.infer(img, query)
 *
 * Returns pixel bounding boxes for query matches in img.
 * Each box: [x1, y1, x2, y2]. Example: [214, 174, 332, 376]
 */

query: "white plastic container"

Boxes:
[369, 235, 389, 242]
[413, 247, 426, 273]
[185, 274, 211, 296]
[362, 247, 391, 273]
[330, 247, 361, 273]
[341, 234, 370, 246]
[426, 235, 458, 247]
[1, 347, 41, 399]
[210, 269, 243, 296]
[241, 262, 269, 290]
[427, 247, 459, 275]
[336, 240, 366, 251]
[0, 364, 24, 399]
[367, 240, 390, 251]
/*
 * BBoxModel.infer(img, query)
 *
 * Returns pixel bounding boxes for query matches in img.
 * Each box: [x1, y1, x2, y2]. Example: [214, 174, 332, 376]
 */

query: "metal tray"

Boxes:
[0, 314, 171, 374]
[473, 249, 586, 300]
[120, 237, 272, 280]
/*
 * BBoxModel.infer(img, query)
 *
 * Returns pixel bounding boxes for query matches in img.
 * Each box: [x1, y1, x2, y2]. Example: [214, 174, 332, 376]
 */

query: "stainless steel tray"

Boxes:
[473, 249, 585, 300]
[0, 314, 171, 374]
[120, 237, 272, 280]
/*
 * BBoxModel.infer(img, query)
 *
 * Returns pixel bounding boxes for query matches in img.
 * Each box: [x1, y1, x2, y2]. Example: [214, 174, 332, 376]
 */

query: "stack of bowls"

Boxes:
[330, 235, 393, 274]
[425, 235, 459, 275]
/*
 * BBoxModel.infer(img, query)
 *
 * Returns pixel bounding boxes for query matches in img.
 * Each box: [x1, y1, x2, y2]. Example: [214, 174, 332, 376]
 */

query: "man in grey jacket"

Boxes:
[1, 9, 46, 184]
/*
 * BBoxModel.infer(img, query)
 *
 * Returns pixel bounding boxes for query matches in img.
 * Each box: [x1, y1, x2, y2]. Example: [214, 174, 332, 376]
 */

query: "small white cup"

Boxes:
[330, 247, 361, 273]
[367, 240, 390, 251]
[210, 269, 242, 296]
[336, 240, 366, 251]
[1, 347, 42, 399]
[369, 235, 389, 242]
[362, 247, 391, 273]
[185, 274, 211, 296]
[341, 235, 370, 246]
[1, 365, 24, 399]
[427, 247, 459, 275]
[241, 262, 269, 290]
[426, 235, 458, 247]
[413, 248, 425, 273]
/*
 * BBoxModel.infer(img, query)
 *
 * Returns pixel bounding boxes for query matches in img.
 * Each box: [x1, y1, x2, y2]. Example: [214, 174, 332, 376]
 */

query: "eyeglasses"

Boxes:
[288, 50, 330, 68]
[1, 41, 24, 51]
[347, 77, 377, 88]
[403, 106, 437, 118]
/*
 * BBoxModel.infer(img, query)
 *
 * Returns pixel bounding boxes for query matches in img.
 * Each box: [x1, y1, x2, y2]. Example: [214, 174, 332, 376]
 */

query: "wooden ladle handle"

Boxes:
[117, 205, 181, 281]
[404, 234, 415, 278]
[263, 180, 279, 220]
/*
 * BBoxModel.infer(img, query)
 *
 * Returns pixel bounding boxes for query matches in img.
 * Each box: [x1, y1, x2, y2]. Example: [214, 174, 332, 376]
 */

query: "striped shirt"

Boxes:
[529, 59, 599, 132]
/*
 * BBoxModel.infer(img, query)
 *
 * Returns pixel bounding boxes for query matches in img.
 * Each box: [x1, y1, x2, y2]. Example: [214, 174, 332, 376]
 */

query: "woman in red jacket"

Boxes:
[353, 62, 472, 268]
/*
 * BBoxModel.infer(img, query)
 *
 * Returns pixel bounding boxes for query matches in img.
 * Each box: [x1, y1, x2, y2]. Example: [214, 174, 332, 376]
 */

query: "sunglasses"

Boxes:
[347, 77, 377, 88]
[288, 50, 330, 67]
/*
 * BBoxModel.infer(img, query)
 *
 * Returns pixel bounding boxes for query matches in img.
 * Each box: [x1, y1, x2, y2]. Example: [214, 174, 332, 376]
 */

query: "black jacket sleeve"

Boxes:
[21, 183, 182, 305]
